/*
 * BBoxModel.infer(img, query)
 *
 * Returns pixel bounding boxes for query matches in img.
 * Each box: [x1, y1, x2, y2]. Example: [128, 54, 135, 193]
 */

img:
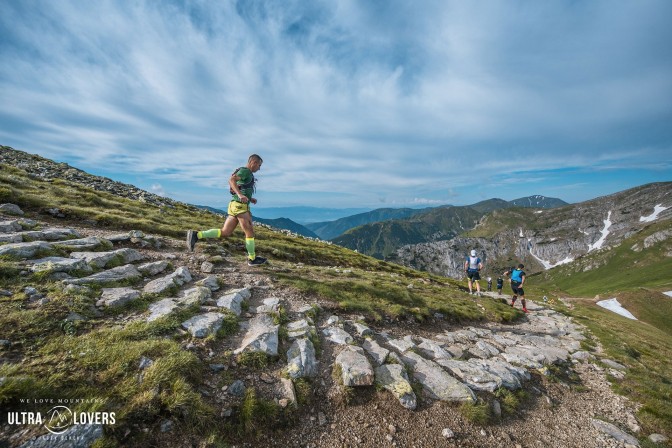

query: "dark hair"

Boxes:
[518, 263, 524, 269]
[248, 154, 263, 163]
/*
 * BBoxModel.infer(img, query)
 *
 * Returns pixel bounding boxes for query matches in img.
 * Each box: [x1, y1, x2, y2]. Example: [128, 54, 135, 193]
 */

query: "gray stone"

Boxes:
[286, 338, 319, 379]
[28, 257, 92, 274]
[0, 241, 52, 259]
[0, 233, 22, 243]
[255, 297, 280, 313]
[228, 380, 246, 397]
[0, 340, 10, 348]
[435, 359, 502, 392]
[601, 359, 627, 371]
[63, 264, 142, 286]
[0, 289, 12, 297]
[571, 351, 592, 361]
[54, 236, 112, 251]
[70, 248, 144, 268]
[209, 364, 226, 372]
[591, 419, 640, 446]
[33, 228, 81, 241]
[322, 327, 353, 345]
[160, 419, 174, 433]
[178, 286, 211, 305]
[442, 428, 455, 439]
[326, 315, 341, 326]
[362, 339, 390, 366]
[387, 337, 416, 353]
[181, 312, 225, 338]
[470, 358, 522, 390]
[96, 287, 141, 308]
[335, 346, 374, 386]
[286, 319, 314, 339]
[279, 378, 297, 407]
[234, 313, 279, 356]
[400, 351, 476, 403]
[195, 275, 220, 291]
[0, 203, 23, 216]
[0, 220, 22, 233]
[201, 261, 214, 273]
[418, 338, 452, 360]
[649, 434, 668, 443]
[375, 363, 417, 410]
[146, 298, 179, 322]
[137, 260, 169, 276]
[352, 322, 373, 336]
[143, 266, 192, 294]
[139, 356, 154, 370]
[475, 340, 500, 357]
[216, 289, 247, 316]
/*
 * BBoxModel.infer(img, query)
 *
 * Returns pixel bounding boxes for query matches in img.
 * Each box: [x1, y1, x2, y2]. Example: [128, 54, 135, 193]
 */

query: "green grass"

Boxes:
[535, 220, 672, 298]
[557, 297, 672, 436]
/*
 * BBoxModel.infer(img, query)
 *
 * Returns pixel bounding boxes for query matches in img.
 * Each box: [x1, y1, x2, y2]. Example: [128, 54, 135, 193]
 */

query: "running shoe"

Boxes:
[186, 230, 198, 252]
[247, 256, 267, 266]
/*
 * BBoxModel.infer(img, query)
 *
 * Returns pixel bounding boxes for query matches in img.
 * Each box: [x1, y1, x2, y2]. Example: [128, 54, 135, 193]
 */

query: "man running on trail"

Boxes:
[506, 264, 528, 313]
[186, 154, 267, 266]
[464, 249, 483, 296]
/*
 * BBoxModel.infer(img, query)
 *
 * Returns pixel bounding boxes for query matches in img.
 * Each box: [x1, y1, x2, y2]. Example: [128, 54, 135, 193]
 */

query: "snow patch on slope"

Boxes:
[596, 298, 637, 320]
[588, 211, 612, 252]
[639, 204, 669, 222]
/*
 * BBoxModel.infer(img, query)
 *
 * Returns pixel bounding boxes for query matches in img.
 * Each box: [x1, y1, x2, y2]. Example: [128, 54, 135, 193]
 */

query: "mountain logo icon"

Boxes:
[44, 405, 73, 434]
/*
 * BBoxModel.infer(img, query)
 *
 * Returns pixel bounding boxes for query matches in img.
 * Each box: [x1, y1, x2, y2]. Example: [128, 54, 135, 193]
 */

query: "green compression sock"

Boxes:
[245, 237, 255, 260]
[198, 229, 221, 239]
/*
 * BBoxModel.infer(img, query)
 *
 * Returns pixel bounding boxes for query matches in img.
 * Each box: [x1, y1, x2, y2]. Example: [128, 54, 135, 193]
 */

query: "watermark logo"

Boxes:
[7, 398, 115, 435]
[44, 405, 73, 434]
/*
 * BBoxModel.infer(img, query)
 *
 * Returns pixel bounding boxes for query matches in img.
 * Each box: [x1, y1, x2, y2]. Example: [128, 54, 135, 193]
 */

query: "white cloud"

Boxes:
[1, 1, 671, 208]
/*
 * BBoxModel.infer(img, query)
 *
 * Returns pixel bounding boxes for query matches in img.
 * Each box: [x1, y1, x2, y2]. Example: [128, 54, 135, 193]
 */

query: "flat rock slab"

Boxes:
[182, 312, 225, 338]
[591, 419, 640, 446]
[375, 363, 417, 410]
[322, 327, 353, 345]
[147, 298, 180, 322]
[96, 287, 141, 308]
[28, 256, 92, 274]
[418, 338, 452, 360]
[177, 286, 211, 306]
[235, 313, 279, 356]
[21, 228, 81, 241]
[435, 358, 502, 392]
[0, 241, 52, 259]
[137, 260, 170, 276]
[70, 248, 144, 268]
[400, 352, 476, 403]
[286, 338, 319, 379]
[143, 266, 192, 294]
[469, 358, 523, 390]
[54, 236, 112, 251]
[0, 220, 22, 233]
[63, 264, 142, 286]
[0, 233, 22, 243]
[335, 346, 374, 387]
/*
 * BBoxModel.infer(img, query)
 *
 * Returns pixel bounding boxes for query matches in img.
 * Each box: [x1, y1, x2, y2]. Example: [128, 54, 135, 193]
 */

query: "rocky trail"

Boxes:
[0, 204, 657, 448]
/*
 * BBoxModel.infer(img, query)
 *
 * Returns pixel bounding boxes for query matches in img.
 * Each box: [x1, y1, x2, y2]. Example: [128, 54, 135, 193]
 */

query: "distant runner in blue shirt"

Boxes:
[464, 250, 483, 296]
[506, 264, 528, 313]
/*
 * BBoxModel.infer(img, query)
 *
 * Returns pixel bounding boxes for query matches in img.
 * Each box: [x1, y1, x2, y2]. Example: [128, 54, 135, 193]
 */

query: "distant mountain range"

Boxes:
[395, 183, 671, 279]
[195, 205, 320, 239]
[253, 206, 372, 223]
[329, 196, 568, 258]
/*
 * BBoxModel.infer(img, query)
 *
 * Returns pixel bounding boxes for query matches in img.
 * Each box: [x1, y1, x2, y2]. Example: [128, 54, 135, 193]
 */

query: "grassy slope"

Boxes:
[0, 162, 522, 446]
[529, 220, 672, 438]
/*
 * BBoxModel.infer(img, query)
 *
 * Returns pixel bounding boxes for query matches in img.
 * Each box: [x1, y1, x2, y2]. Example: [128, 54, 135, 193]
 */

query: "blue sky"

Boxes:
[1, 1, 671, 215]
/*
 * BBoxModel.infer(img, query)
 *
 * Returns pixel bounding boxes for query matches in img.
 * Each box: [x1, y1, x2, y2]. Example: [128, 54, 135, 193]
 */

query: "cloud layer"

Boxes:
[1, 1, 671, 208]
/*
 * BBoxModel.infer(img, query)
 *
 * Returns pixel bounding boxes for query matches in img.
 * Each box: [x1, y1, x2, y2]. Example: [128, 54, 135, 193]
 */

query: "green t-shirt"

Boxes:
[231, 167, 255, 202]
